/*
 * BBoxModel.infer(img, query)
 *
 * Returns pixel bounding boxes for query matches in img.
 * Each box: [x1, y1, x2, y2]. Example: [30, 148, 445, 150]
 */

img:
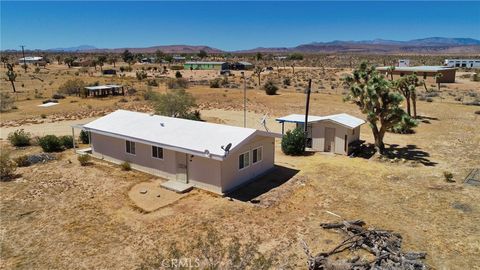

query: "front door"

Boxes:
[324, 127, 335, 152]
[175, 152, 188, 183]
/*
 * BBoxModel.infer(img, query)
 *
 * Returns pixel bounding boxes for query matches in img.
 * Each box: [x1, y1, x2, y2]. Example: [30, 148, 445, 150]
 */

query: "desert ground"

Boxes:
[1, 59, 479, 269]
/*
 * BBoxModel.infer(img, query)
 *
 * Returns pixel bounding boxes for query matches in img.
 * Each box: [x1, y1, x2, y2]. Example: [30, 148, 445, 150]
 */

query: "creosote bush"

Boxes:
[59, 135, 74, 149]
[263, 80, 279, 95]
[281, 127, 306, 155]
[38, 135, 63, 152]
[78, 154, 91, 166]
[0, 152, 17, 181]
[443, 171, 454, 182]
[79, 130, 90, 144]
[7, 129, 31, 147]
[121, 161, 131, 171]
[14, 155, 30, 167]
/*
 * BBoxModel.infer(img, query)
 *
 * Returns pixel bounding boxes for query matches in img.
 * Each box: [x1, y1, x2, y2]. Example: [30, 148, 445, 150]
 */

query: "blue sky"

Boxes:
[1, 1, 479, 51]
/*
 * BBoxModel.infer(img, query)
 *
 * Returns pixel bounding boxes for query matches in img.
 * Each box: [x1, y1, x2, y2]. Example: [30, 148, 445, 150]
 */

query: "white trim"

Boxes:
[252, 146, 263, 164]
[238, 151, 250, 171]
[151, 145, 164, 160]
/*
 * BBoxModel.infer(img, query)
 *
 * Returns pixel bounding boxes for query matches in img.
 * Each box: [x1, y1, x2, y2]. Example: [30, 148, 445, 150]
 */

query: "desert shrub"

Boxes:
[40, 114, 47, 119]
[152, 89, 198, 119]
[0, 152, 17, 181]
[0, 93, 15, 112]
[210, 78, 221, 88]
[175, 71, 182, 78]
[443, 171, 454, 182]
[120, 161, 131, 171]
[119, 97, 128, 103]
[263, 80, 278, 95]
[472, 73, 480, 82]
[288, 53, 304, 60]
[34, 67, 40, 73]
[475, 110, 480, 115]
[79, 130, 90, 144]
[120, 65, 133, 72]
[426, 97, 433, 102]
[136, 70, 147, 81]
[166, 78, 188, 89]
[78, 154, 91, 166]
[52, 93, 65, 99]
[79, 67, 89, 74]
[7, 129, 31, 147]
[58, 78, 85, 95]
[59, 135, 74, 149]
[283, 77, 291, 86]
[169, 65, 184, 70]
[38, 135, 63, 152]
[143, 89, 158, 101]
[14, 155, 30, 167]
[281, 127, 305, 155]
[390, 116, 418, 134]
[146, 79, 158, 86]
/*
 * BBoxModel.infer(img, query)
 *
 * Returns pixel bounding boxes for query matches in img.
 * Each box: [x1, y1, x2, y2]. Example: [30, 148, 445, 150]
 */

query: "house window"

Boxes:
[238, 152, 250, 170]
[152, 146, 163, 159]
[126, 140, 136, 155]
[252, 147, 263, 164]
[344, 135, 348, 152]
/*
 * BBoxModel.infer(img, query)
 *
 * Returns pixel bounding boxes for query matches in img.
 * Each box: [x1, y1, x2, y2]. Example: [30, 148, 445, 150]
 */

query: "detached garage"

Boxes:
[276, 113, 365, 155]
[78, 110, 279, 194]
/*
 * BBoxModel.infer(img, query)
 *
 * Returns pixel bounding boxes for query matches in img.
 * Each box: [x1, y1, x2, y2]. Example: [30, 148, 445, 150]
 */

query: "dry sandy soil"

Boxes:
[1, 62, 480, 269]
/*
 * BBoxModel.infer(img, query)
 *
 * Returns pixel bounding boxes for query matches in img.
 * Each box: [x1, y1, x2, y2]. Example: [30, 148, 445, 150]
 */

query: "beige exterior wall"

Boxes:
[90, 132, 274, 195]
[381, 69, 456, 83]
[220, 136, 275, 193]
[309, 121, 360, 155]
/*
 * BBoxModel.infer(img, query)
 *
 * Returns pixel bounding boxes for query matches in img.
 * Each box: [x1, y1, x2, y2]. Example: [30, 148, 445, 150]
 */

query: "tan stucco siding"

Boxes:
[220, 136, 275, 193]
[187, 155, 222, 194]
[91, 132, 177, 179]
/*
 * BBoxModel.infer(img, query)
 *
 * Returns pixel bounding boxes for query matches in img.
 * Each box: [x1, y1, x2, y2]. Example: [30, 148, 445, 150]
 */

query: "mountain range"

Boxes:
[34, 37, 480, 54]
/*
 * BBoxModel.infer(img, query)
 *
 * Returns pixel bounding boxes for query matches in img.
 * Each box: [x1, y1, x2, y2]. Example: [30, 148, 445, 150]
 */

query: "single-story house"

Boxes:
[78, 110, 279, 194]
[84, 84, 124, 97]
[444, 59, 480, 68]
[376, 66, 456, 83]
[18, 56, 44, 65]
[276, 113, 365, 155]
[231, 61, 254, 70]
[184, 61, 229, 70]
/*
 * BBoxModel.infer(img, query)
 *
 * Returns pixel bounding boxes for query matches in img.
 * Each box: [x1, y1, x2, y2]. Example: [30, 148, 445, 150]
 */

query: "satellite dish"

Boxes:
[221, 143, 232, 155]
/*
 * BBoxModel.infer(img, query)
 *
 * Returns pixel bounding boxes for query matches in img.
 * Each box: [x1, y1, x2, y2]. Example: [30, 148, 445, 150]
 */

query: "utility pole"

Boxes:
[19, 45, 27, 72]
[242, 71, 247, 128]
[304, 79, 312, 149]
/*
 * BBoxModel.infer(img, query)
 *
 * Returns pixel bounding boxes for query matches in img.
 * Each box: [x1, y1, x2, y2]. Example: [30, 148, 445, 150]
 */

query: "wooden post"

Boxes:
[282, 122, 285, 136]
[71, 127, 76, 153]
[304, 79, 312, 149]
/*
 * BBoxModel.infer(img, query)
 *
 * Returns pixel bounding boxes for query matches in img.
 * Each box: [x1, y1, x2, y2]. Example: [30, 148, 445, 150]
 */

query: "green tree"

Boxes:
[394, 74, 422, 117]
[152, 89, 199, 120]
[108, 55, 118, 67]
[96, 55, 107, 71]
[344, 62, 412, 154]
[288, 53, 304, 60]
[122, 49, 135, 66]
[198, 50, 208, 59]
[256, 52, 263, 61]
[64, 56, 76, 68]
[155, 50, 165, 63]
[175, 71, 182, 78]
[5, 63, 17, 92]
[281, 127, 306, 155]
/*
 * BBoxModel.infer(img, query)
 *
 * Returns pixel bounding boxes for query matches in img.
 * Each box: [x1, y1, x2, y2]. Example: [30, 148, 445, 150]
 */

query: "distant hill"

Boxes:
[47, 45, 97, 52]
[89, 45, 224, 54]
[236, 37, 480, 54]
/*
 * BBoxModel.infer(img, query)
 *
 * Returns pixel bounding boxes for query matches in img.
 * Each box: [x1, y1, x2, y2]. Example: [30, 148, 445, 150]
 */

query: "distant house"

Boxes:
[231, 61, 254, 70]
[140, 57, 155, 63]
[376, 66, 456, 83]
[77, 110, 279, 194]
[84, 84, 124, 97]
[102, 69, 117, 75]
[18, 56, 43, 65]
[274, 56, 287, 61]
[444, 59, 480, 68]
[398, 59, 410, 67]
[172, 56, 186, 62]
[276, 113, 365, 155]
[184, 61, 229, 70]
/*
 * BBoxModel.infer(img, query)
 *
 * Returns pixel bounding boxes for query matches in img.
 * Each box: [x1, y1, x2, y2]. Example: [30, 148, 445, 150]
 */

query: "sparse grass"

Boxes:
[77, 154, 91, 166]
[120, 161, 131, 171]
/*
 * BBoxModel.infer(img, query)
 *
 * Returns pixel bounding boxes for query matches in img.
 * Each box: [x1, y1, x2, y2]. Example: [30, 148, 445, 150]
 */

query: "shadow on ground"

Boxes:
[416, 115, 440, 124]
[353, 143, 437, 166]
[228, 165, 300, 202]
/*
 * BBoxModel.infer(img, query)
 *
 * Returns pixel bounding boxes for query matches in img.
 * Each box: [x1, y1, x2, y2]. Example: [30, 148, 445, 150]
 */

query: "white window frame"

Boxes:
[125, 140, 136, 155]
[252, 146, 263, 164]
[151, 145, 164, 160]
[238, 151, 250, 170]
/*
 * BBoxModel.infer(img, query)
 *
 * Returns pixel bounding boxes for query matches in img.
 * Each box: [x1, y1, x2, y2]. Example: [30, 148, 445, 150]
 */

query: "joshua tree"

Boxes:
[108, 55, 118, 68]
[435, 73, 443, 91]
[122, 49, 135, 66]
[64, 56, 76, 68]
[198, 50, 208, 59]
[5, 64, 17, 93]
[344, 62, 412, 154]
[96, 55, 107, 71]
[253, 66, 263, 88]
[256, 52, 263, 61]
[394, 74, 422, 118]
[387, 66, 395, 80]
[55, 55, 63, 65]
[155, 50, 165, 63]
[1, 55, 9, 68]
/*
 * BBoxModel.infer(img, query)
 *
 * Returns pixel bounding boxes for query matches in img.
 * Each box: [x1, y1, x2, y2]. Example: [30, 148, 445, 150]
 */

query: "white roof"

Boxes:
[377, 66, 455, 72]
[185, 61, 226, 65]
[276, 113, 365, 129]
[85, 84, 122, 90]
[19, 56, 43, 61]
[82, 110, 277, 160]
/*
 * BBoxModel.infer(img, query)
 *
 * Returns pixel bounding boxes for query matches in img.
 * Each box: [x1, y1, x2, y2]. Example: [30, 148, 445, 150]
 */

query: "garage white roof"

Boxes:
[276, 113, 365, 129]
[376, 66, 455, 72]
[85, 84, 122, 90]
[82, 110, 277, 160]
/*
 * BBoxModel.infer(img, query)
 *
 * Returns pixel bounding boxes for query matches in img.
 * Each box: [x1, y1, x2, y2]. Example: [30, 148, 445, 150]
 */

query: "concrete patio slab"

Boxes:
[160, 180, 193, 193]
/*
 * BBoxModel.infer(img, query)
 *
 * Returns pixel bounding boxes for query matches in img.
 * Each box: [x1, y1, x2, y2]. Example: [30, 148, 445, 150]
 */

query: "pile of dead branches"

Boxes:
[302, 220, 427, 270]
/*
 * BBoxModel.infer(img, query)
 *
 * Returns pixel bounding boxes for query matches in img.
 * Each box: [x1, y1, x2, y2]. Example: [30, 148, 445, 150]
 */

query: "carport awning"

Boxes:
[275, 114, 325, 124]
